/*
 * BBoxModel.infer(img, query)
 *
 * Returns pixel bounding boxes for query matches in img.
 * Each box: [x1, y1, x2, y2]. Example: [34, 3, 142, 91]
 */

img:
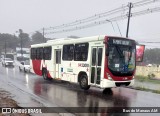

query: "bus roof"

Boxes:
[30, 35, 134, 48]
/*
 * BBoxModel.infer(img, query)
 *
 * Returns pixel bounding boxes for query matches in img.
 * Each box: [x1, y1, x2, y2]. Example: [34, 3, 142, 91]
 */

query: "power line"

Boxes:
[132, 0, 160, 8]
[138, 41, 160, 43]
[45, 6, 160, 34]
[45, 0, 160, 31]
[46, 5, 128, 30]
[30, 0, 160, 36]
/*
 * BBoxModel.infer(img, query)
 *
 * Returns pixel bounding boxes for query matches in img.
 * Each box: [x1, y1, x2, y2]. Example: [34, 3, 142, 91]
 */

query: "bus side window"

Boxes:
[56, 51, 61, 64]
[43, 46, 51, 60]
[31, 48, 36, 60]
[36, 48, 40, 59]
[74, 43, 89, 61]
[36, 47, 43, 60]
[92, 48, 96, 66]
[62, 44, 74, 61]
[30, 48, 33, 59]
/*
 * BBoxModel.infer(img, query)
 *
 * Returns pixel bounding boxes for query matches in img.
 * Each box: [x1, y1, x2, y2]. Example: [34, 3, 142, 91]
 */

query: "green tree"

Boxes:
[143, 48, 160, 64]
[0, 33, 19, 53]
[31, 31, 44, 44]
[18, 29, 31, 47]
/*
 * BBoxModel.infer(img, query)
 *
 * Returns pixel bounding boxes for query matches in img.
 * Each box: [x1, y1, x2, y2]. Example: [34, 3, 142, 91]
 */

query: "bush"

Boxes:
[135, 75, 147, 82]
[148, 73, 155, 79]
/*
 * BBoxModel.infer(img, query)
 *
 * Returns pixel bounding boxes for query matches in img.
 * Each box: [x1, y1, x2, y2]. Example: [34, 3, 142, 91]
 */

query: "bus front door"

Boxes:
[91, 47, 103, 85]
[55, 49, 61, 78]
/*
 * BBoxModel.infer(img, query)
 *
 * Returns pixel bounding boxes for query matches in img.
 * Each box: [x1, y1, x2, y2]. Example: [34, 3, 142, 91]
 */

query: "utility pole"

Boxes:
[19, 29, 23, 61]
[126, 2, 132, 38]
[4, 40, 6, 59]
[20, 35, 23, 60]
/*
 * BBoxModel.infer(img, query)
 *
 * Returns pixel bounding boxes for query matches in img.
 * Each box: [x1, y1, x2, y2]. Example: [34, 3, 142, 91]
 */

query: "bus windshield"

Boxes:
[107, 38, 136, 76]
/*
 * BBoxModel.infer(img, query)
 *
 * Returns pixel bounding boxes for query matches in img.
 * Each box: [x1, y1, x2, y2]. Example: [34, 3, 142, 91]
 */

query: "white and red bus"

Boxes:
[30, 35, 137, 90]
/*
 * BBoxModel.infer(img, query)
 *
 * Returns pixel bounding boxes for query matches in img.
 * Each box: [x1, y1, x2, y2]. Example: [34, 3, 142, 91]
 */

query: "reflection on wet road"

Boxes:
[32, 79, 131, 108]
[0, 66, 160, 115]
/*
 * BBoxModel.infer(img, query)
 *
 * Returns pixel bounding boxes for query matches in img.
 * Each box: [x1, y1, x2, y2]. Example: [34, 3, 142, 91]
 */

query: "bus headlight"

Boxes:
[107, 73, 113, 81]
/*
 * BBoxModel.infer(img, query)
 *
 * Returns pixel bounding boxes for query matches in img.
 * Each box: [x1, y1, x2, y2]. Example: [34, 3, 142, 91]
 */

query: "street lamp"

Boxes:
[106, 19, 115, 33]
[106, 19, 122, 37]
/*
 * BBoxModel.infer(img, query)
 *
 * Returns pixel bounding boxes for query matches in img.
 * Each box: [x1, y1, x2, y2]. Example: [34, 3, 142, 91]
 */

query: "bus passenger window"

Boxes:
[56, 51, 61, 64]
[98, 48, 103, 66]
[36, 48, 40, 59]
[31, 48, 36, 59]
[62, 44, 74, 61]
[43, 46, 51, 60]
[92, 48, 96, 66]
[39, 47, 43, 59]
[74, 43, 89, 61]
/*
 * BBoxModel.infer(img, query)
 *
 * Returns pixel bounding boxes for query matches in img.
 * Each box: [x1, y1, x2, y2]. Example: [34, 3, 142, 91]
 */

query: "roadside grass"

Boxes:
[135, 75, 160, 84]
[135, 86, 160, 94]
[134, 75, 160, 94]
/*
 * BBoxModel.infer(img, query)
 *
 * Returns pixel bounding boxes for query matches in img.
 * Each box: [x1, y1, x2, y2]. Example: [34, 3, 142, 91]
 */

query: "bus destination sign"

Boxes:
[108, 38, 133, 46]
[112, 39, 130, 46]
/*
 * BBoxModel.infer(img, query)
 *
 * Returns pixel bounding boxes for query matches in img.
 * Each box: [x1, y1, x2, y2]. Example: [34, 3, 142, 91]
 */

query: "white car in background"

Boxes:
[19, 60, 30, 72]
[2, 58, 14, 67]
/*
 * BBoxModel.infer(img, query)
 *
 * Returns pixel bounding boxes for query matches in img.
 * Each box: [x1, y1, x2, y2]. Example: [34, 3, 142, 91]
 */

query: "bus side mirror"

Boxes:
[136, 45, 145, 62]
[106, 48, 109, 56]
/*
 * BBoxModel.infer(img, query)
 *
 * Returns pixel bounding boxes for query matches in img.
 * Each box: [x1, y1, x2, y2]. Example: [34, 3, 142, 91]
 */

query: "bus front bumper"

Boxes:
[101, 79, 134, 88]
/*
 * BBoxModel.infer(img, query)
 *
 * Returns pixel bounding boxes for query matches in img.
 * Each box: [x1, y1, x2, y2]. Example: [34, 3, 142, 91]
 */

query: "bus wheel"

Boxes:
[103, 88, 113, 95]
[42, 69, 48, 80]
[79, 74, 90, 90]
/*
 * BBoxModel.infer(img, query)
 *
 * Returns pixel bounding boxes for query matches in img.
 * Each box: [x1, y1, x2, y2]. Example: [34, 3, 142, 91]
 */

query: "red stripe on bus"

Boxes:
[32, 60, 42, 76]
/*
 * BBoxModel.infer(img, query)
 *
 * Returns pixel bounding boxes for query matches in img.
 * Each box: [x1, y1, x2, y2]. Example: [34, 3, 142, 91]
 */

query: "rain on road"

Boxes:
[0, 65, 160, 116]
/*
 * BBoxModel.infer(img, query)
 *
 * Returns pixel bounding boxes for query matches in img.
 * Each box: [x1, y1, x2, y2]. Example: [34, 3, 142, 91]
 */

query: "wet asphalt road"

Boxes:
[0, 64, 160, 116]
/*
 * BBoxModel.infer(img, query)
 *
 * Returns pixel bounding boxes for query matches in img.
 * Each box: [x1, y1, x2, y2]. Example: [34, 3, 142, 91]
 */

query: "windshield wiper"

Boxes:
[115, 45, 124, 58]
[128, 47, 133, 64]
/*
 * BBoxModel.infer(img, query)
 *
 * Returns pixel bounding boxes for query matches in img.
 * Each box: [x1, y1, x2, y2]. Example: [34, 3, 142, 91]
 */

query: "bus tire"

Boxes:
[42, 69, 48, 80]
[79, 74, 90, 90]
[103, 88, 113, 95]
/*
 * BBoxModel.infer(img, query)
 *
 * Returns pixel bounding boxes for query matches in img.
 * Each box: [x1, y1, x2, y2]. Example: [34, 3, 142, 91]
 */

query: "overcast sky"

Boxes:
[0, 0, 160, 48]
